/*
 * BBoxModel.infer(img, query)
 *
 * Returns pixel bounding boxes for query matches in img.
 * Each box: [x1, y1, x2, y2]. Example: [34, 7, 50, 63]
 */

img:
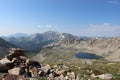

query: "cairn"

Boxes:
[0, 48, 41, 79]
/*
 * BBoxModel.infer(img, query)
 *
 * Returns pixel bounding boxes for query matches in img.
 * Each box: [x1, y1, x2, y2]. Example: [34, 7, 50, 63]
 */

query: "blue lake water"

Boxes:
[75, 52, 102, 59]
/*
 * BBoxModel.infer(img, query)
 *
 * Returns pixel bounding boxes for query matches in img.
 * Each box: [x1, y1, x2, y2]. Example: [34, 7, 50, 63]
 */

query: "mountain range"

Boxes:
[2, 31, 80, 51]
[0, 31, 120, 62]
[7, 33, 30, 38]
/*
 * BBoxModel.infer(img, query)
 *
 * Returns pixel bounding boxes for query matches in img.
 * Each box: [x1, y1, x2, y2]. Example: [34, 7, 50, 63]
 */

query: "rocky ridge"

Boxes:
[0, 48, 82, 80]
[3, 31, 79, 51]
[61, 37, 120, 61]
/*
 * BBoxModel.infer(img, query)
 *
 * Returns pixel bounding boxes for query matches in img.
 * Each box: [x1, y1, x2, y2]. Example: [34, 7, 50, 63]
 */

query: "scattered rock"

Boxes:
[0, 48, 80, 80]
[67, 70, 76, 79]
[97, 73, 113, 80]
[0, 48, 41, 79]
[91, 73, 113, 80]
[8, 67, 24, 75]
[1, 73, 26, 80]
[0, 63, 14, 73]
[0, 58, 11, 64]
[29, 66, 39, 78]
[41, 64, 51, 74]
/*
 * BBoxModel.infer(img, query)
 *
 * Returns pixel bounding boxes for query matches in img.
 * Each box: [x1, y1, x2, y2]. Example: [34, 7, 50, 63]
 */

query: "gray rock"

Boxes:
[8, 67, 24, 75]
[1, 73, 26, 80]
[67, 71, 76, 80]
[0, 58, 11, 64]
[91, 73, 113, 80]
[41, 64, 51, 73]
[29, 66, 39, 78]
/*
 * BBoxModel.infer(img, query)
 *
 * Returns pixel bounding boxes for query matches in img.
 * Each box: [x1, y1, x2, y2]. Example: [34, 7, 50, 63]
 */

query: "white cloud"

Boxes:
[36, 24, 61, 33]
[87, 23, 116, 32]
[38, 24, 58, 28]
[74, 23, 120, 37]
[0, 23, 120, 37]
[45, 25, 53, 28]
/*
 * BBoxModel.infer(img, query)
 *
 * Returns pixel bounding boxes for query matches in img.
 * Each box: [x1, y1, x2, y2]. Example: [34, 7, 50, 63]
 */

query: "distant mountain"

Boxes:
[3, 31, 120, 62]
[3, 31, 74, 51]
[7, 33, 30, 38]
[0, 38, 18, 57]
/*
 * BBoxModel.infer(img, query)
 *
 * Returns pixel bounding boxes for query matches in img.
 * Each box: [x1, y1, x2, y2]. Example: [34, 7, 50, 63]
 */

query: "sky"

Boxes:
[0, 0, 120, 37]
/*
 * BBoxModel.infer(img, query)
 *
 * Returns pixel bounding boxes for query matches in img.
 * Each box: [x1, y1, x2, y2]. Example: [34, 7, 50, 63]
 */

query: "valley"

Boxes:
[0, 31, 120, 80]
[1, 31, 120, 62]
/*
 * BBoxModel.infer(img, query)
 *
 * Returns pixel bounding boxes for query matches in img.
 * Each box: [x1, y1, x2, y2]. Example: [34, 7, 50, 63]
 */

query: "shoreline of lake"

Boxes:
[74, 52, 102, 59]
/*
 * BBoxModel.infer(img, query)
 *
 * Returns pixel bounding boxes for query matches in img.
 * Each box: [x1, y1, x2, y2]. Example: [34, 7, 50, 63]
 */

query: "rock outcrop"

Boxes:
[0, 48, 41, 79]
[0, 48, 80, 80]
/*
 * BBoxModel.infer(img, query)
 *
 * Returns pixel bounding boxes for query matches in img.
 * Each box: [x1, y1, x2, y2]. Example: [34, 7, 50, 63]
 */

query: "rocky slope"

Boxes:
[34, 36, 120, 62]
[60, 37, 120, 61]
[3, 31, 120, 61]
[0, 48, 81, 80]
[0, 38, 18, 57]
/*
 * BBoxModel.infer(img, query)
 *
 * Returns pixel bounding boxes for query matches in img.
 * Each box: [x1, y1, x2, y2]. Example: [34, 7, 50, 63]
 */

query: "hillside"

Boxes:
[0, 38, 18, 57]
[61, 37, 120, 61]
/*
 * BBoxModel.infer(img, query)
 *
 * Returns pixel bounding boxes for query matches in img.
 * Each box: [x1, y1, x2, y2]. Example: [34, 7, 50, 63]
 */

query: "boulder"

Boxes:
[67, 71, 76, 80]
[19, 56, 28, 61]
[6, 48, 25, 61]
[97, 73, 113, 80]
[26, 59, 41, 68]
[48, 73, 54, 80]
[58, 74, 65, 80]
[91, 73, 113, 80]
[54, 74, 65, 80]
[1, 73, 26, 80]
[38, 70, 44, 77]
[41, 64, 51, 74]
[54, 69, 65, 76]
[8, 67, 25, 75]
[0, 63, 14, 73]
[29, 66, 39, 78]
[8, 48, 24, 55]
[0, 58, 11, 64]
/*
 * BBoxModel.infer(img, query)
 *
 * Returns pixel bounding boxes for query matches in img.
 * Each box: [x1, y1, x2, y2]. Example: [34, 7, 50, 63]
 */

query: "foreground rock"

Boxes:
[0, 48, 41, 79]
[91, 73, 113, 80]
[8, 67, 24, 75]
[1, 73, 26, 80]
[0, 48, 80, 80]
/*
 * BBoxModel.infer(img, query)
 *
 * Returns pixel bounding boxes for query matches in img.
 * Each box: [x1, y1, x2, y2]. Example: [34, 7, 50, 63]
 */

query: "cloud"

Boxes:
[73, 23, 120, 37]
[87, 23, 116, 32]
[37, 23, 120, 37]
[0, 23, 119, 37]
[38, 24, 58, 28]
[36, 24, 61, 33]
